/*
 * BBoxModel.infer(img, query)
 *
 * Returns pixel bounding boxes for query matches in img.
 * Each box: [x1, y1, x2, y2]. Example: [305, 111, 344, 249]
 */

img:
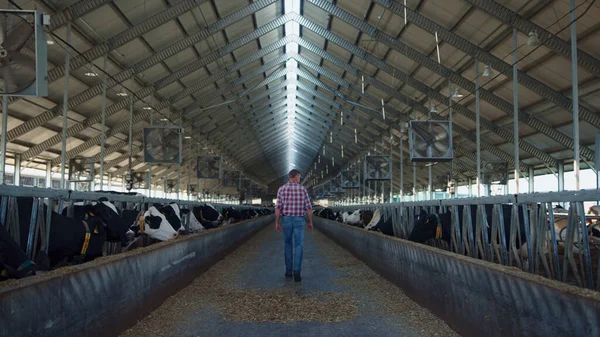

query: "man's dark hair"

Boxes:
[288, 169, 301, 179]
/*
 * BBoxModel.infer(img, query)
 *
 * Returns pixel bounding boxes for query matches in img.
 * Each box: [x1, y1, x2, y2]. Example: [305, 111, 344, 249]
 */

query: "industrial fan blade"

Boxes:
[0, 52, 36, 94]
[1, 13, 33, 52]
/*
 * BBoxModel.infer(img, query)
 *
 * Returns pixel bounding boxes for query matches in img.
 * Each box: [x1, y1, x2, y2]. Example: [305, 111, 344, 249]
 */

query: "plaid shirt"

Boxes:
[276, 181, 312, 216]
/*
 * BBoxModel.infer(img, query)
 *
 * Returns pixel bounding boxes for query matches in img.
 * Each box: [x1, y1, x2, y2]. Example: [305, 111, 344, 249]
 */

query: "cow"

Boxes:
[11, 197, 128, 269]
[407, 204, 527, 257]
[0, 225, 36, 280]
[192, 204, 224, 229]
[364, 208, 394, 236]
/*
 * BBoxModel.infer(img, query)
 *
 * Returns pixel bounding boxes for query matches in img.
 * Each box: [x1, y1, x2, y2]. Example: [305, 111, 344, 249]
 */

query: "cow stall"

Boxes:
[0, 184, 273, 337]
[315, 189, 600, 337]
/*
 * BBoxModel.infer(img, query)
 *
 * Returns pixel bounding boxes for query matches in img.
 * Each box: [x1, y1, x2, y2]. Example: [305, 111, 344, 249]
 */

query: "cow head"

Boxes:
[143, 206, 179, 241]
[408, 213, 442, 244]
[84, 199, 130, 245]
[160, 203, 186, 233]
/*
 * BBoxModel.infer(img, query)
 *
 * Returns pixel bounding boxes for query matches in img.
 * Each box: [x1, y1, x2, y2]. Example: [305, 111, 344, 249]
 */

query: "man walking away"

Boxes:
[275, 169, 313, 282]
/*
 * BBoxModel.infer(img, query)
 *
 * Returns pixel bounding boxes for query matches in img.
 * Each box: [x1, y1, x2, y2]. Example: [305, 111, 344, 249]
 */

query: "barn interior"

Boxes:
[1, 0, 600, 337]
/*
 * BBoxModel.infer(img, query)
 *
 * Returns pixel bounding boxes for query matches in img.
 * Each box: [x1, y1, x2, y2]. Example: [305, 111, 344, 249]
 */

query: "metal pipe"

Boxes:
[99, 54, 108, 189]
[558, 160, 565, 192]
[13, 154, 21, 186]
[448, 80, 454, 199]
[60, 22, 72, 190]
[571, 0, 580, 191]
[107, 172, 112, 190]
[528, 166, 535, 193]
[389, 134, 393, 202]
[0, 97, 7, 185]
[412, 162, 416, 201]
[475, 59, 481, 197]
[128, 75, 134, 180]
[148, 109, 153, 197]
[400, 131, 404, 201]
[513, 28, 520, 194]
[46, 160, 52, 188]
[596, 134, 600, 191]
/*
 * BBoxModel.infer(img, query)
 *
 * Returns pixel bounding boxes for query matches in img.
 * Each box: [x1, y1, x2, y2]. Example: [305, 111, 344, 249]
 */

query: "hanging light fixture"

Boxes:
[430, 104, 438, 113]
[143, 106, 152, 110]
[332, 157, 335, 167]
[482, 65, 493, 77]
[340, 111, 343, 125]
[341, 145, 344, 158]
[527, 31, 540, 47]
[452, 88, 463, 98]
[323, 146, 325, 155]
[381, 98, 386, 120]
[117, 86, 128, 97]
[361, 75, 365, 93]
[330, 131, 333, 143]
[326, 165, 329, 174]
[318, 155, 321, 163]
[354, 128, 357, 144]
[85, 64, 98, 77]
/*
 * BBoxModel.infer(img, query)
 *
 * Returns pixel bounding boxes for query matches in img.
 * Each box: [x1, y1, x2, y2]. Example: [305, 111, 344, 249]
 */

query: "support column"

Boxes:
[558, 160, 565, 192]
[571, 0, 580, 192]
[596, 134, 600, 190]
[467, 178, 473, 197]
[513, 28, 520, 194]
[46, 160, 52, 188]
[528, 166, 535, 193]
[107, 172, 112, 190]
[99, 54, 108, 189]
[412, 162, 416, 201]
[14, 154, 21, 186]
[60, 22, 72, 190]
[0, 96, 7, 185]
[400, 130, 404, 201]
[475, 59, 481, 197]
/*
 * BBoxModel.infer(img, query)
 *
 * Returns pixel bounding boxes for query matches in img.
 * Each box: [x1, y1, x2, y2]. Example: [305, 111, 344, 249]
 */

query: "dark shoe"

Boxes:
[293, 270, 301, 282]
[285, 272, 292, 278]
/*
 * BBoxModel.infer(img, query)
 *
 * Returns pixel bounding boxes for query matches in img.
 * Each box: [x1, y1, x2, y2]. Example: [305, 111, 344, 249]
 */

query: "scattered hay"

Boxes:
[218, 288, 359, 323]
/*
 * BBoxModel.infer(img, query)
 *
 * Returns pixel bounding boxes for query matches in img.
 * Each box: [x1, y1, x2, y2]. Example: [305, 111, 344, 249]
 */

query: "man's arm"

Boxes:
[304, 188, 313, 230]
[275, 188, 282, 232]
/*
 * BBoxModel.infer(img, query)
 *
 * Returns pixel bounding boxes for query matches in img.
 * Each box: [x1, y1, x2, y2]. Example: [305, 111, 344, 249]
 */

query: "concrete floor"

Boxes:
[120, 224, 459, 337]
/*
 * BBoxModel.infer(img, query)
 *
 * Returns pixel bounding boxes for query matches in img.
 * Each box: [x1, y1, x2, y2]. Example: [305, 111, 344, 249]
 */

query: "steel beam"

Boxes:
[463, 0, 600, 79]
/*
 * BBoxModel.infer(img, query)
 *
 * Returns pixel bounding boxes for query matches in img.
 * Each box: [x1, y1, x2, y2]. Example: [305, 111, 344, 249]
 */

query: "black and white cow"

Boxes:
[364, 208, 394, 236]
[12, 197, 127, 268]
[192, 204, 224, 229]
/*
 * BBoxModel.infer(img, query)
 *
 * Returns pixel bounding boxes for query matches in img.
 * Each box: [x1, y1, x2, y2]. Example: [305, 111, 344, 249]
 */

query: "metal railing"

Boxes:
[0, 185, 267, 263]
[330, 189, 600, 291]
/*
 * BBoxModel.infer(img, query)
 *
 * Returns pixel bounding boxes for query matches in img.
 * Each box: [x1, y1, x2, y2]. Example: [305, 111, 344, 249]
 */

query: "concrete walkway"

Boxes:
[120, 224, 459, 337]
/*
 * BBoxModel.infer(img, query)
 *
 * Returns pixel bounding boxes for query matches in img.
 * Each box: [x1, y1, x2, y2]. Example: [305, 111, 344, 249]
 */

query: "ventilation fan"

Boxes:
[143, 126, 182, 163]
[68, 157, 94, 182]
[0, 10, 48, 96]
[165, 179, 177, 193]
[364, 155, 391, 181]
[222, 170, 241, 188]
[329, 176, 344, 194]
[196, 156, 222, 179]
[188, 184, 198, 196]
[408, 120, 453, 162]
[341, 170, 360, 189]
[482, 161, 508, 185]
[240, 178, 252, 192]
[131, 172, 149, 189]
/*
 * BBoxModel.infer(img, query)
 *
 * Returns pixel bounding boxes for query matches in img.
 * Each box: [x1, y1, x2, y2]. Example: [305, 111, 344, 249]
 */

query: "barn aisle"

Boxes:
[119, 224, 459, 337]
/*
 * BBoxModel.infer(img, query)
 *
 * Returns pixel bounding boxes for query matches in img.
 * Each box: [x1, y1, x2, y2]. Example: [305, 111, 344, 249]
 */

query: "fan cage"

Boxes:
[143, 126, 183, 164]
[68, 157, 94, 182]
[408, 120, 453, 162]
[363, 155, 392, 181]
[196, 156, 222, 179]
[341, 170, 360, 189]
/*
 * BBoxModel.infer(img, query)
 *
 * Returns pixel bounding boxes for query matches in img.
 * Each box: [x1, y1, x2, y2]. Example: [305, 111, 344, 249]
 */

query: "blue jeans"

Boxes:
[282, 216, 306, 273]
